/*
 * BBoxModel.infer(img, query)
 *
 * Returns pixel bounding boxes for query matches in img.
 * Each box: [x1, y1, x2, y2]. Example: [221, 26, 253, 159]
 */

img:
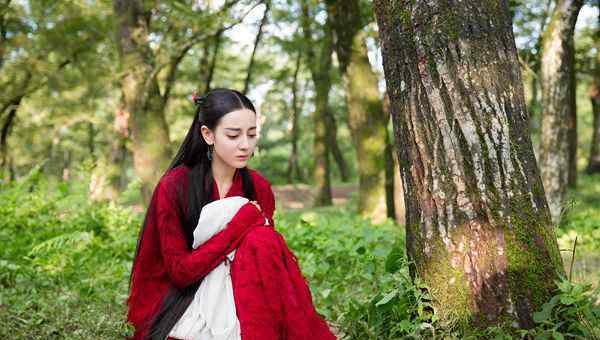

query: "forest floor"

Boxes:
[273, 183, 357, 210]
[272, 181, 600, 289]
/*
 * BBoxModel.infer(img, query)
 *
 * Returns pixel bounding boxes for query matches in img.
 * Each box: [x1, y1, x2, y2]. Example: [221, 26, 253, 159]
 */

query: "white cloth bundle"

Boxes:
[168, 196, 268, 340]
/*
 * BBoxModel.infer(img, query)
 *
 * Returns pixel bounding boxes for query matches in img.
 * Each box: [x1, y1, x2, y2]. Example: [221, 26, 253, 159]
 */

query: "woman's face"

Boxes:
[201, 108, 258, 168]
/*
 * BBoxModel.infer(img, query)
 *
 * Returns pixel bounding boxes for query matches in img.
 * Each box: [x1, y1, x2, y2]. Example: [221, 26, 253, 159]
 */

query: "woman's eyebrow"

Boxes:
[225, 127, 257, 131]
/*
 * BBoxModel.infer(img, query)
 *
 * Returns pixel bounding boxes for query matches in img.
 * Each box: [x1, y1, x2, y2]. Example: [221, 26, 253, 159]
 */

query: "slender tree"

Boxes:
[374, 0, 564, 328]
[300, 0, 333, 206]
[539, 0, 583, 223]
[243, 0, 270, 95]
[287, 50, 305, 183]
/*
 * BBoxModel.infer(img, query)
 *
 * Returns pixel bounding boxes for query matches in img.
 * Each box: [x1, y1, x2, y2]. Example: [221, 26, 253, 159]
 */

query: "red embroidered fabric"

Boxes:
[126, 165, 335, 340]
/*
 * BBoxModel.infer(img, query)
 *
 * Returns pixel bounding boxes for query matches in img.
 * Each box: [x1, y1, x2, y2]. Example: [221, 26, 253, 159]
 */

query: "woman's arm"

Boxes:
[257, 178, 276, 228]
[155, 179, 264, 289]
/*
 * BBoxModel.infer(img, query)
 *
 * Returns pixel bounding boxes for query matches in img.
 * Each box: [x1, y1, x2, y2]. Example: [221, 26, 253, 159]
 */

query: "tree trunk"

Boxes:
[586, 15, 600, 174]
[242, 0, 269, 95]
[300, 0, 332, 206]
[0, 98, 19, 183]
[325, 109, 350, 183]
[344, 29, 388, 223]
[539, 0, 583, 224]
[203, 30, 223, 93]
[287, 50, 304, 183]
[113, 0, 172, 204]
[374, 0, 564, 329]
[89, 105, 130, 202]
[384, 92, 405, 225]
[328, 0, 389, 222]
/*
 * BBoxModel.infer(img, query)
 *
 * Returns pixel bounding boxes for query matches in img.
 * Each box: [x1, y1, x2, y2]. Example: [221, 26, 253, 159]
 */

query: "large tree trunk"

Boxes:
[300, 0, 332, 206]
[374, 0, 564, 329]
[328, 0, 389, 223]
[586, 15, 600, 174]
[113, 0, 172, 204]
[539, 0, 583, 224]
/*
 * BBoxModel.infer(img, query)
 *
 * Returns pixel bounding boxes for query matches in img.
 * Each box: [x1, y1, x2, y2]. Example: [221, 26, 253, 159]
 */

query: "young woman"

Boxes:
[126, 88, 336, 340]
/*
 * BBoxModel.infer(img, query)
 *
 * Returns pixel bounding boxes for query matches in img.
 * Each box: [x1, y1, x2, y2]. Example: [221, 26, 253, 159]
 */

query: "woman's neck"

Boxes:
[211, 158, 237, 189]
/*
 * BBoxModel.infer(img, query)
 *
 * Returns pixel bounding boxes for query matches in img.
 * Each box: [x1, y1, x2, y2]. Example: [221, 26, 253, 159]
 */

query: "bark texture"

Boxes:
[539, 0, 583, 223]
[113, 0, 172, 204]
[374, 0, 564, 329]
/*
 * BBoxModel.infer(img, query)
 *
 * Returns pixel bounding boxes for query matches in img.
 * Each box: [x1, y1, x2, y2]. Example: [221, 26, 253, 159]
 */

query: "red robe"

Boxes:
[126, 165, 336, 340]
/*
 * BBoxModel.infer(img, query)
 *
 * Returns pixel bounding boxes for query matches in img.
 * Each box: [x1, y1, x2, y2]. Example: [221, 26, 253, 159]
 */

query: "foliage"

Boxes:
[0, 164, 137, 338]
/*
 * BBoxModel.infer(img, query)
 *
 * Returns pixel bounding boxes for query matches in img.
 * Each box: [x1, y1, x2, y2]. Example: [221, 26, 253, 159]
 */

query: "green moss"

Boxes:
[504, 191, 563, 322]
[410, 225, 474, 328]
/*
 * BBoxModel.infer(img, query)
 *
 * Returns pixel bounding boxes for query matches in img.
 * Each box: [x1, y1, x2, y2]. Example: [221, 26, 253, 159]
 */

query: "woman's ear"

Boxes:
[200, 125, 214, 145]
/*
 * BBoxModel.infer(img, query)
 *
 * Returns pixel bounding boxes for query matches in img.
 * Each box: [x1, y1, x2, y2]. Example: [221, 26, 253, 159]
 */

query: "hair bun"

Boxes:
[192, 91, 209, 107]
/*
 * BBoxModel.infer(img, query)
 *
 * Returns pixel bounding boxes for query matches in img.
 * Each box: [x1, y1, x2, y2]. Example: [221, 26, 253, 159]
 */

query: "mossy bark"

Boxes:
[373, 0, 565, 329]
[113, 0, 171, 204]
[539, 0, 583, 223]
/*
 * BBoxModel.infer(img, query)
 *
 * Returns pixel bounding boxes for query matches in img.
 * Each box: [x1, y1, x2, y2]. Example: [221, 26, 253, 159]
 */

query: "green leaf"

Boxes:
[375, 289, 397, 307]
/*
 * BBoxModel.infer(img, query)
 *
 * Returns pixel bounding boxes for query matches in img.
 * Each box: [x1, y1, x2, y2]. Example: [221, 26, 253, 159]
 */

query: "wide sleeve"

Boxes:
[155, 179, 264, 289]
[257, 178, 276, 228]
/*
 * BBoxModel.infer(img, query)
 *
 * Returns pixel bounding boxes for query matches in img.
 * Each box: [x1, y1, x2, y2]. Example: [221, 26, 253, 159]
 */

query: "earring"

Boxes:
[207, 145, 213, 161]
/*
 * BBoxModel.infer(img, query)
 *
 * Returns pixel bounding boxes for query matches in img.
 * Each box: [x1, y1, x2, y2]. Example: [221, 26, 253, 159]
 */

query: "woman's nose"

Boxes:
[239, 135, 250, 149]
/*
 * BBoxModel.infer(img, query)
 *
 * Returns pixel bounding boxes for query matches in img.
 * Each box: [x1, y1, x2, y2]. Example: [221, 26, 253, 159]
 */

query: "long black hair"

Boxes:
[128, 88, 260, 340]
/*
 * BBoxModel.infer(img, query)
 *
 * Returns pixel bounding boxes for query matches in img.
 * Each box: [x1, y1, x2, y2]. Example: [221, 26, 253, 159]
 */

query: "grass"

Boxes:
[0, 164, 598, 339]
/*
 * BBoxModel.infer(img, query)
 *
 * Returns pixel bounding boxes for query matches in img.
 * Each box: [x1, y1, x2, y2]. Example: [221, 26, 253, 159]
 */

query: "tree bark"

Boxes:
[113, 0, 172, 204]
[242, 0, 269, 95]
[539, 0, 583, 224]
[374, 0, 564, 329]
[300, 0, 332, 206]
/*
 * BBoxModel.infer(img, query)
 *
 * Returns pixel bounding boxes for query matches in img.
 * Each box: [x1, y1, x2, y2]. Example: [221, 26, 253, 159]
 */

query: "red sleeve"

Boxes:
[155, 179, 263, 289]
[258, 179, 276, 228]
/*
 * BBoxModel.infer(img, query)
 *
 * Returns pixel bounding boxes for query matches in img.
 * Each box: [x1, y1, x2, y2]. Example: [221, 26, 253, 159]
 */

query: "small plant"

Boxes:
[527, 277, 600, 339]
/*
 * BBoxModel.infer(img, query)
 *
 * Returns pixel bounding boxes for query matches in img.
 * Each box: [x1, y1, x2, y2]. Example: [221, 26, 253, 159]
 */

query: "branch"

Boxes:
[155, 0, 265, 103]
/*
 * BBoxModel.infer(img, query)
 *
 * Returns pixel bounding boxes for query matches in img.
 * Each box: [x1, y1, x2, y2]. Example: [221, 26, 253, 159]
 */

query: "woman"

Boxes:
[126, 88, 336, 340]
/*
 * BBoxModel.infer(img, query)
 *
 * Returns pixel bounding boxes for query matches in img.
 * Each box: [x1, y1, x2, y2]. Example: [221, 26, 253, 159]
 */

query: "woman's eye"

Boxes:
[228, 135, 257, 139]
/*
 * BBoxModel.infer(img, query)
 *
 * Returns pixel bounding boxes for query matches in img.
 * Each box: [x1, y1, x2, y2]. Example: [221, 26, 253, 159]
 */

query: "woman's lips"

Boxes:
[236, 155, 249, 160]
